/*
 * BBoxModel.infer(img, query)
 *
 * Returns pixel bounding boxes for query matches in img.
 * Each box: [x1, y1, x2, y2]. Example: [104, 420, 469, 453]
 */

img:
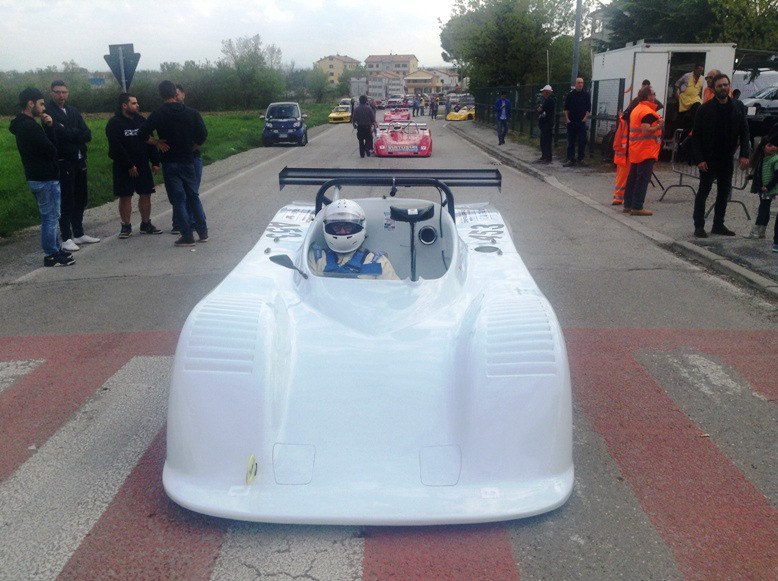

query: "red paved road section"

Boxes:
[0, 331, 178, 483]
[363, 524, 520, 581]
[58, 429, 227, 580]
[567, 328, 778, 581]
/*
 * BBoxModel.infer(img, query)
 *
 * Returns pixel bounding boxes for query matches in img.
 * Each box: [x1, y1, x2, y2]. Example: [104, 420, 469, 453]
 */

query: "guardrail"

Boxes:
[659, 129, 751, 220]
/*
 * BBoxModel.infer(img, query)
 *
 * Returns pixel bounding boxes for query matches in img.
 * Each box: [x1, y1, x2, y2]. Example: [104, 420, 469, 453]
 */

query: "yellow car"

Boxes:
[446, 105, 476, 121]
[328, 105, 352, 124]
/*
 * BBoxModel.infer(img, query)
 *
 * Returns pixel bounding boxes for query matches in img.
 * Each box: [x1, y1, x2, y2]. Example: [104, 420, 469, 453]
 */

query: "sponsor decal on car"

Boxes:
[388, 145, 419, 153]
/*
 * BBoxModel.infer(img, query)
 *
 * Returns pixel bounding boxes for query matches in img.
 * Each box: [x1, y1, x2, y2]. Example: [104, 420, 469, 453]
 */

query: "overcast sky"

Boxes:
[0, 0, 459, 73]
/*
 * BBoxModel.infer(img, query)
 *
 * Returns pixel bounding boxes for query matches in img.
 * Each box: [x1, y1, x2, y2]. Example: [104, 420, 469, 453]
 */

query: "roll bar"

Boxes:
[278, 167, 502, 220]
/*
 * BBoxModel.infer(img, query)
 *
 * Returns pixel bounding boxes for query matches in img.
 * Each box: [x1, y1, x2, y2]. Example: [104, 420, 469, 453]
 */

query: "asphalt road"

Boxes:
[0, 117, 775, 580]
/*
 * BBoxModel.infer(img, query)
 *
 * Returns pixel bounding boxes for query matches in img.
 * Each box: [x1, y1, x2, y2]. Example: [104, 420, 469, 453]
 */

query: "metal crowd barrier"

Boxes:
[659, 129, 750, 219]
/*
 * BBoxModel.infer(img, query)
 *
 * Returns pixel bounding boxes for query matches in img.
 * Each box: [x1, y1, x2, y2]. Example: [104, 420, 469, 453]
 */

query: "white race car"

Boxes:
[164, 168, 574, 525]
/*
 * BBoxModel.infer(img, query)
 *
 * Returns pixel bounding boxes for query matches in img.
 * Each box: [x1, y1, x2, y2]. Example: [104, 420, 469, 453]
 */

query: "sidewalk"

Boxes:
[447, 121, 778, 301]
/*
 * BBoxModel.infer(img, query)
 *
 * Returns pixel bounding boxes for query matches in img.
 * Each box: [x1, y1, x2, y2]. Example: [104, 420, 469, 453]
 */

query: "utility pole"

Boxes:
[570, 0, 582, 86]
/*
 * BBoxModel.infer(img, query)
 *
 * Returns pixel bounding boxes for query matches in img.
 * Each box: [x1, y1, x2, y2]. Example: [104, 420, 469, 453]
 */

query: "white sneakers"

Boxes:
[61, 239, 80, 252]
[72, 234, 101, 244]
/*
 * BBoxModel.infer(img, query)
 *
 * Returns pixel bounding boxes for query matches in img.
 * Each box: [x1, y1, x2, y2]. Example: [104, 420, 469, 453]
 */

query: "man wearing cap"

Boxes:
[535, 85, 556, 163]
[494, 91, 512, 145]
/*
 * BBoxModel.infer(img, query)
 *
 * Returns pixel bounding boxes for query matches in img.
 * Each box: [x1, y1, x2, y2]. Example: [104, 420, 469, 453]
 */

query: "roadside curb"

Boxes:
[447, 122, 778, 301]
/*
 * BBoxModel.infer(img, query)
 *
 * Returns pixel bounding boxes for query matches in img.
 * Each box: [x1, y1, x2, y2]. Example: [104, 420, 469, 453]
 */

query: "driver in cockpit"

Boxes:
[308, 199, 399, 280]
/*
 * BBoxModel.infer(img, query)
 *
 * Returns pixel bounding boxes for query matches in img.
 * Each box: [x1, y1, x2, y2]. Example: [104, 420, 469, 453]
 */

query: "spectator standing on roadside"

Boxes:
[419, 96, 426, 116]
[352, 95, 376, 158]
[703, 69, 721, 103]
[535, 85, 555, 162]
[139, 80, 209, 247]
[691, 73, 751, 238]
[105, 93, 162, 239]
[412, 97, 419, 117]
[9, 88, 74, 267]
[674, 64, 704, 129]
[430, 97, 439, 120]
[743, 136, 778, 250]
[494, 91, 512, 146]
[172, 83, 202, 234]
[563, 78, 591, 167]
[623, 85, 664, 216]
[611, 109, 629, 205]
[445, 96, 451, 117]
[47, 80, 100, 252]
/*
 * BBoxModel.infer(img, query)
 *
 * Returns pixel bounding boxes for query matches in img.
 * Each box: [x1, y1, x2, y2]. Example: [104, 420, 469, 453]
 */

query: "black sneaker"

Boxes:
[119, 222, 132, 239]
[196, 230, 209, 243]
[140, 221, 162, 235]
[710, 225, 735, 236]
[44, 253, 75, 267]
[174, 235, 196, 247]
[562, 160, 576, 167]
[171, 227, 181, 235]
[57, 249, 73, 259]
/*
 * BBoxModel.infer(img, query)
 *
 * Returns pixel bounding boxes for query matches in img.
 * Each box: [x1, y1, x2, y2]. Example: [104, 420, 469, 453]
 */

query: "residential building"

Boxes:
[315, 54, 361, 86]
[404, 69, 444, 95]
[430, 69, 460, 93]
[349, 71, 405, 100]
[364, 54, 419, 76]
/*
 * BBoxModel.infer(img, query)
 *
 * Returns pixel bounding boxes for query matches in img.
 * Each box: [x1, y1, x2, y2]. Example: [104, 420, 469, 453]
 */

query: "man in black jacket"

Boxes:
[139, 80, 209, 247]
[9, 88, 75, 267]
[47, 80, 100, 251]
[106, 93, 162, 239]
[351, 95, 376, 158]
[691, 73, 751, 238]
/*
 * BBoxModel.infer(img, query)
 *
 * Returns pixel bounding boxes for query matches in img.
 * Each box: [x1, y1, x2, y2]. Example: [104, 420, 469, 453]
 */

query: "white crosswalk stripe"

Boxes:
[0, 356, 171, 580]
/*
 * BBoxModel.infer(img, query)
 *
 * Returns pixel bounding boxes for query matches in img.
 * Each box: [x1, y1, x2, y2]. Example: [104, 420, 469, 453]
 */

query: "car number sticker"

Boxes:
[388, 145, 419, 152]
[467, 223, 505, 241]
[264, 221, 304, 239]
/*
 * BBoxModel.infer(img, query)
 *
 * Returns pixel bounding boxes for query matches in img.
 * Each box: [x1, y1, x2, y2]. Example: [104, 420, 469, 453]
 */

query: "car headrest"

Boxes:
[390, 205, 434, 224]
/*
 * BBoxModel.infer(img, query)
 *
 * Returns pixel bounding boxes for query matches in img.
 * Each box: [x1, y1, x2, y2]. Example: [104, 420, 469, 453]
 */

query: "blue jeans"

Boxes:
[163, 162, 207, 237]
[497, 118, 509, 143]
[28, 180, 62, 255]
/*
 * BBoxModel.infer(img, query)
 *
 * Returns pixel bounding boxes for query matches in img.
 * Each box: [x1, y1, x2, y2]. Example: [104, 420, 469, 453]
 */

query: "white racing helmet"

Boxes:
[323, 199, 366, 254]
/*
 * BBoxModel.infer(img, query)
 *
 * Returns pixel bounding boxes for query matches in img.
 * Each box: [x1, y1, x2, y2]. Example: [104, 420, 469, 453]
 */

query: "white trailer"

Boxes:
[592, 40, 736, 115]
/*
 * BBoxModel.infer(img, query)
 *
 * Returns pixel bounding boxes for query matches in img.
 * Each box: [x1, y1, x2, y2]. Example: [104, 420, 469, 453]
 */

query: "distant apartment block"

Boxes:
[315, 54, 361, 85]
[364, 54, 419, 75]
[350, 71, 405, 100]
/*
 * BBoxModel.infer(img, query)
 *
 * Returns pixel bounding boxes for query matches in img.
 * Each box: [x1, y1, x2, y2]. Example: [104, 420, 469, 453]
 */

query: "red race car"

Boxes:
[373, 122, 432, 157]
[383, 108, 411, 123]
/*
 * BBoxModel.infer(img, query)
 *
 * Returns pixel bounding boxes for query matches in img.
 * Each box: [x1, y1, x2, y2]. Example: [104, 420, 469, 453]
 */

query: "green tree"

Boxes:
[605, 0, 777, 51]
[440, 0, 575, 87]
[220, 34, 285, 108]
[704, 0, 778, 51]
[336, 65, 367, 98]
[307, 68, 330, 103]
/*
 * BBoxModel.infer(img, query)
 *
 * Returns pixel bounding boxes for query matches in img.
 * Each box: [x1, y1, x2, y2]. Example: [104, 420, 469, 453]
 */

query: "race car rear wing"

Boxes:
[278, 167, 502, 219]
[377, 122, 428, 130]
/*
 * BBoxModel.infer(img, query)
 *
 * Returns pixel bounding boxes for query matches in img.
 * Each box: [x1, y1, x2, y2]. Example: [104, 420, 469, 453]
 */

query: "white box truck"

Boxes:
[591, 40, 737, 147]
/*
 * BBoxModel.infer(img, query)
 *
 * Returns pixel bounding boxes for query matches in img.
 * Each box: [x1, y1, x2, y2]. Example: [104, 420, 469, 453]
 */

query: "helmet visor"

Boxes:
[324, 221, 364, 236]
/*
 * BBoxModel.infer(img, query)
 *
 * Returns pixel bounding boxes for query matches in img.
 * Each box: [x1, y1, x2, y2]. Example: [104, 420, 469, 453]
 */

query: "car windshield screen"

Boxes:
[752, 87, 777, 99]
[267, 106, 298, 119]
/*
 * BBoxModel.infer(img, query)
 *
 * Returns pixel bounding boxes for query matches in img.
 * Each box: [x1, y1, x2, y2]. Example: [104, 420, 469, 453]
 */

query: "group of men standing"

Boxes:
[10, 79, 209, 267]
